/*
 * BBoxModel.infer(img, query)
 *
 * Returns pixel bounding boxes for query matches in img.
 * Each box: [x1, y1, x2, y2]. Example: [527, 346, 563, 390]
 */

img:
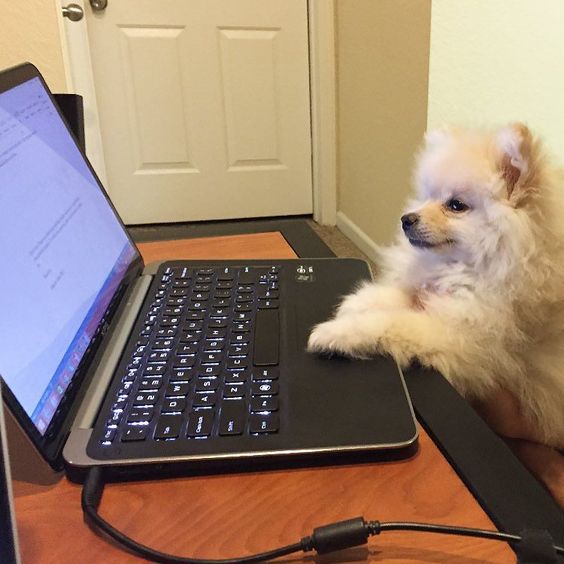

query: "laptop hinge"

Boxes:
[72, 274, 153, 430]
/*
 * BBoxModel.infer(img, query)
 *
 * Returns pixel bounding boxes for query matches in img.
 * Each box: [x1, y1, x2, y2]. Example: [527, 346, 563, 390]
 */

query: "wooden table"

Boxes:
[13, 232, 513, 563]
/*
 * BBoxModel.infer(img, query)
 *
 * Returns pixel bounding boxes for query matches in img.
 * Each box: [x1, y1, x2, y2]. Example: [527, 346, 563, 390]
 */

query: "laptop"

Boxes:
[0, 63, 417, 483]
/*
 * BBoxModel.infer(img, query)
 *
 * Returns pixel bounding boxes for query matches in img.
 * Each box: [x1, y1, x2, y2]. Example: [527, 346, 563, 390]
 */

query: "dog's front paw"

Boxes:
[307, 318, 370, 358]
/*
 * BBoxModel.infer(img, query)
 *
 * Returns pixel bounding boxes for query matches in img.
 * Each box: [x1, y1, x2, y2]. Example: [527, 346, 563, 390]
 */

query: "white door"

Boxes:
[77, 0, 312, 224]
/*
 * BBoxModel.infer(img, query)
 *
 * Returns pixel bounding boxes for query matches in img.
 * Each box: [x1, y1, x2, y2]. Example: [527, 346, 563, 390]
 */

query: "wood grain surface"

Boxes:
[136, 232, 297, 263]
[12, 233, 513, 563]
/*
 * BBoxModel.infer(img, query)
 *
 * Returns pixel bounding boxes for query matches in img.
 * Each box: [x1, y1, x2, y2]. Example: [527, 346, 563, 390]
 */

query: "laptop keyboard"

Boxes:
[100, 265, 281, 446]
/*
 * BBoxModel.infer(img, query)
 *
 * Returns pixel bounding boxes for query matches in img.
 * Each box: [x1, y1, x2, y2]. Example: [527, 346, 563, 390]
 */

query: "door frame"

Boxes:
[59, 0, 337, 225]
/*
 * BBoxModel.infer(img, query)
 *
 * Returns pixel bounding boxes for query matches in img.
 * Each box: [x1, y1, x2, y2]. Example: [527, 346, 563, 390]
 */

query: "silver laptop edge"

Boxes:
[1, 388, 22, 564]
[71, 274, 153, 430]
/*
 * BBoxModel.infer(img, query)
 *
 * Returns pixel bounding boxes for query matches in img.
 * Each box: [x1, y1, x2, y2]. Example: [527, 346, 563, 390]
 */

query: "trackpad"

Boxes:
[294, 292, 338, 352]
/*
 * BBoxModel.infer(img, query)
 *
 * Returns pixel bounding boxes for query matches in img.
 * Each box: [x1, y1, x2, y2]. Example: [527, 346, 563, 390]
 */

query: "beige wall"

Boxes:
[428, 0, 564, 166]
[336, 0, 431, 248]
[0, 0, 68, 92]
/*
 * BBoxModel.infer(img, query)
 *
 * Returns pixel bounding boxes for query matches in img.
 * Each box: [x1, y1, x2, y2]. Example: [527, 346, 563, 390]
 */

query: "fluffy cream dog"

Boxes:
[308, 123, 564, 455]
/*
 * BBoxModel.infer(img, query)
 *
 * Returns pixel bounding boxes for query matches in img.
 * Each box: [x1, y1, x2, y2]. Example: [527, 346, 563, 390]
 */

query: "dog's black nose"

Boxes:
[401, 213, 419, 231]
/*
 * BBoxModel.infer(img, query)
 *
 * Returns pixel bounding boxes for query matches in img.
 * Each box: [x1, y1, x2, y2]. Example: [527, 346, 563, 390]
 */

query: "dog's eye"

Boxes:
[446, 199, 469, 213]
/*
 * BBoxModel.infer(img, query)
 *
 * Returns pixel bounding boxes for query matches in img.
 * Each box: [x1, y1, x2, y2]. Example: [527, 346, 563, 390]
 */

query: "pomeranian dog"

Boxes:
[308, 123, 564, 458]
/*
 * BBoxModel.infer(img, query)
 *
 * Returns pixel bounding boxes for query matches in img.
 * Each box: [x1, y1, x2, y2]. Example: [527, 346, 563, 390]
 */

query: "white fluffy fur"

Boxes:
[308, 123, 564, 449]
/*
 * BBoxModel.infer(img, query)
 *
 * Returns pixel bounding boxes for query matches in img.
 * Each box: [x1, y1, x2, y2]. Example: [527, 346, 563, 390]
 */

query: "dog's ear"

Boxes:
[495, 122, 535, 201]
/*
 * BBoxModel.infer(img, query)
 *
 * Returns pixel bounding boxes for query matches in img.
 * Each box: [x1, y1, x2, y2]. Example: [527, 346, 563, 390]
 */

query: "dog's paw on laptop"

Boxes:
[307, 315, 386, 359]
[308, 318, 362, 357]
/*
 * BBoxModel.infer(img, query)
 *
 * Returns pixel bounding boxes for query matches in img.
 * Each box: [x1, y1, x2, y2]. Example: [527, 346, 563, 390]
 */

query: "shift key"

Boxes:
[219, 400, 246, 435]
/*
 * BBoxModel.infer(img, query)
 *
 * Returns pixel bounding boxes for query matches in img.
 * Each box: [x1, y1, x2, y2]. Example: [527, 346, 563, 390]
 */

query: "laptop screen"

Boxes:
[0, 75, 138, 436]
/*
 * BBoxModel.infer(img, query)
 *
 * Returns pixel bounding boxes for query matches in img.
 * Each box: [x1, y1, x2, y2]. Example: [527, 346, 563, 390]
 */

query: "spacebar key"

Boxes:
[253, 309, 279, 366]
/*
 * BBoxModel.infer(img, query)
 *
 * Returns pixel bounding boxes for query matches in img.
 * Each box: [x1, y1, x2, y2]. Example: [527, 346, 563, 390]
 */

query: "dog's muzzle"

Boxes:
[401, 213, 454, 249]
[401, 213, 419, 234]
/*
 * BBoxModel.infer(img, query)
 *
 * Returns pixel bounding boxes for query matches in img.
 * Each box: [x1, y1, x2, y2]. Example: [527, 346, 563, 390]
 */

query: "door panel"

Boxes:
[120, 26, 195, 172]
[220, 28, 280, 168]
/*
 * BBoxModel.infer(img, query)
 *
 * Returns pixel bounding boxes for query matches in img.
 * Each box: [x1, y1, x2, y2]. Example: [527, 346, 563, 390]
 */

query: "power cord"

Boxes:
[82, 466, 564, 563]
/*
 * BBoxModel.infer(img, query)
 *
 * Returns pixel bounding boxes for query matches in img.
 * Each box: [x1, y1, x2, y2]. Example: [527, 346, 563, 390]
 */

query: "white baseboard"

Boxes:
[336, 211, 383, 265]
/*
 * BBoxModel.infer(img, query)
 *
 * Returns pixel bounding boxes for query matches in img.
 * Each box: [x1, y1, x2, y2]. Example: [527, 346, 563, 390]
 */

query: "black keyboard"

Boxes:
[100, 265, 281, 446]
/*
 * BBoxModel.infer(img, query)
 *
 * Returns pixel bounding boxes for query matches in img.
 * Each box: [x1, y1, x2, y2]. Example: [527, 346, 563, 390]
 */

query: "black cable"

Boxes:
[83, 500, 307, 564]
[376, 520, 523, 543]
[82, 467, 311, 564]
[82, 467, 564, 562]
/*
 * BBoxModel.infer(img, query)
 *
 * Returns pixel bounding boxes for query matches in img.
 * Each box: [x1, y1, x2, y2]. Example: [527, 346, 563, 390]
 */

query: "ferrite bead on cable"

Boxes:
[311, 517, 371, 554]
